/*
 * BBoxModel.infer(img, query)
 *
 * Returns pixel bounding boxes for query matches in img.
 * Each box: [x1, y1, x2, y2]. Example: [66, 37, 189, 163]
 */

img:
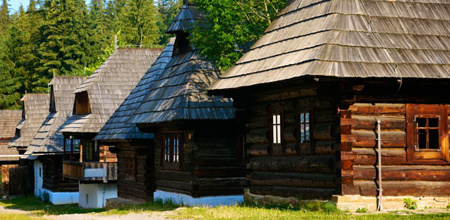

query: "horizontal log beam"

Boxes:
[249, 172, 337, 188]
[248, 155, 335, 174]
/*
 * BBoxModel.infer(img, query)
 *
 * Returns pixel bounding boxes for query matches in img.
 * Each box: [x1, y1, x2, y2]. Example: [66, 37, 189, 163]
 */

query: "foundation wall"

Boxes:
[333, 195, 450, 212]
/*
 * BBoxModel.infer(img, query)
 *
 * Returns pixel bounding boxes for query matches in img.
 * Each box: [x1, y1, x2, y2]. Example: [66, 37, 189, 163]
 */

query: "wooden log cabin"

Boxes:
[128, 1, 246, 206]
[209, 0, 450, 211]
[59, 48, 162, 208]
[0, 110, 22, 195]
[94, 40, 174, 203]
[23, 76, 83, 204]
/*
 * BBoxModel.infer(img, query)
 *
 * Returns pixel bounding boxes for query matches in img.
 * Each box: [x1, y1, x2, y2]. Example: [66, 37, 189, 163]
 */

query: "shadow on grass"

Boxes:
[0, 196, 181, 216]
[0, 196, 104, 216]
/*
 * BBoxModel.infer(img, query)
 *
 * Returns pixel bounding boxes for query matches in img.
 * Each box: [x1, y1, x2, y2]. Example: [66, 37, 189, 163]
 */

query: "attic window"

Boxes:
[75, 91, 91, 114]
[407, 104, 449, 163]
[173, 32, 191, 56]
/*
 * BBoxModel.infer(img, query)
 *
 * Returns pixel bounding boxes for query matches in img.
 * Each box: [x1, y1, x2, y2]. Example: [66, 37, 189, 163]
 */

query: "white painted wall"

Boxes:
[154, 190, 243, 207]
[33, 160, 43, 197]
[79, 183, 117, 208]
[42, 189, 79, 205]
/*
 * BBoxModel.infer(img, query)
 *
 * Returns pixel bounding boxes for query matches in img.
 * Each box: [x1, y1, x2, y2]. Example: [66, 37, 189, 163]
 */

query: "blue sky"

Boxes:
[9, 0, 90, 14]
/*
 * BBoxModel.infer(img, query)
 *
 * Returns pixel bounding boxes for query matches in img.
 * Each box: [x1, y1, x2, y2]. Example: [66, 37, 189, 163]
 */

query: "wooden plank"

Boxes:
[351, 166, 450, 181]
[341, 131, 406, 148]
[349, 104, 405, 115]
[249, 172, 337, 188]
[342, 149, 406, 165]
[353, 181, 450, 196]
[341, 116, 405, 130]
[250, 186, 337, 200]
[248, 155, 335, 174]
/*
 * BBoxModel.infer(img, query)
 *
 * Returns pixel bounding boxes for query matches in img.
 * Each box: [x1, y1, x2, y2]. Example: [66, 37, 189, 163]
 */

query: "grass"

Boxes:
[2, 197, 450, 219]
[0, 196, 104, 216]
[0, 213, 45, 220]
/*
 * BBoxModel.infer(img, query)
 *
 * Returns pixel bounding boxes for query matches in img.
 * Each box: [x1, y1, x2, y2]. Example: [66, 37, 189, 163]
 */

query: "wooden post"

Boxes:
[63, 137, 66, 160]
[377, 120, 383, 211]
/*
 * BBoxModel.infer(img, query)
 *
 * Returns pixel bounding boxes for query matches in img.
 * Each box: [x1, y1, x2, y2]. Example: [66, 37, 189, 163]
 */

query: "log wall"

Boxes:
[42, 155, 78, 192]
[340, 103, 450, 196]
[117, 142, 154, 202]
[242, 86, 339, 200]
[155, 122, 246, 197]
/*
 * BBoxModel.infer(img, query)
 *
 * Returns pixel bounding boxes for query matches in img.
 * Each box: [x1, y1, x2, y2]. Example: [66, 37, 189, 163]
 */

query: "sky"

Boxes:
[9, 0, 90, 14]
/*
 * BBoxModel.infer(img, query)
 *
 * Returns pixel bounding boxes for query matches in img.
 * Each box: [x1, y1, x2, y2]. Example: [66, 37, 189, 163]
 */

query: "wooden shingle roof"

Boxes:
[95, 40, 174, 141]
[210, 0, 450, 90]
[9, 94, 50, 148]
[166, 4, 200, 34]
[25, 76, 84, 155]
[59, 48, 162, 134]
[130, 4, 234, 125]
[0, 110, 22, 139]
[0, 110, 22, 161]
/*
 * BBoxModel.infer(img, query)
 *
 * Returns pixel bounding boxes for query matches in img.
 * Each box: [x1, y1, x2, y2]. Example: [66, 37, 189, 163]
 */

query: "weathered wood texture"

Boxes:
[117, 143, 154, 202]
[340, 103, 450, 196]
[242, 90, 339, 200]
[1, 165, 18, 195]
[154, 122, 246, 197]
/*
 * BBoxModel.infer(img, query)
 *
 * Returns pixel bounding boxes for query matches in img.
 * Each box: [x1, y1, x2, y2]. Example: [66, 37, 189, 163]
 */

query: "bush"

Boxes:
[356, 207, 368, 213]
[404, 198, 418, 210]
[42, 191, 50, 203]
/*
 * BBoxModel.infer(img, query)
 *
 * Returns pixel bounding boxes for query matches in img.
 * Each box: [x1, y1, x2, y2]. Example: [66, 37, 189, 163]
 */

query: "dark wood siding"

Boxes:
[154, 121, 246, 197]
[117, 142, 154, 202]
[242, 85, 339, 200]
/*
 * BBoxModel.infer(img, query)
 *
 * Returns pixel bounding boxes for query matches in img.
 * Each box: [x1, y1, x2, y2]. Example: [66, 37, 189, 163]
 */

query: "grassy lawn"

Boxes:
[0, 196, 104, 216]
[1, 197, 450, 219]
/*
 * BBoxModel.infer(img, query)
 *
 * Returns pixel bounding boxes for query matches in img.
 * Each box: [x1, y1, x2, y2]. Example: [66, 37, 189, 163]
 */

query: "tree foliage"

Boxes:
[191, 0, 286, 70]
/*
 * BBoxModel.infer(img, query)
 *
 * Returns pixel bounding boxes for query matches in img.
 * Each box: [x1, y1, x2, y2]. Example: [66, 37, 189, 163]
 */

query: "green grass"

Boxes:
[0, 213, 44, 220]
[2, 197, 450, 219]
[0, 196, 104, 216]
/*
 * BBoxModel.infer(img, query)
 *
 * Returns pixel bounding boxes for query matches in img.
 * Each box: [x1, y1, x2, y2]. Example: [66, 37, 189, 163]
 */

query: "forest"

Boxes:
[0, 0, 285, 110]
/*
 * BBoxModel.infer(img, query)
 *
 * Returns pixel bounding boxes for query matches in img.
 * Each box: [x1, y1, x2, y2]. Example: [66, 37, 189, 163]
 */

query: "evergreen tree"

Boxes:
[88, 0, 111, 65]
[120, 0, 159, 46]
[0, 0, 21, 109]
[156, 0, 182, 45]
[36, 0, 89, 90]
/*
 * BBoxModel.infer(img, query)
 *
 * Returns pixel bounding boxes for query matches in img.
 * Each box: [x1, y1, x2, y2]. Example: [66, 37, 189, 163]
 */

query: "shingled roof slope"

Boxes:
[210, 0, 450, 90]
[9, 94, 49, 148]
[166, 4, 200, 34]
[0, 110, 22, 161]
[0, 110, 22, 139]
[95, 40, 174, 141]
[25, 76, 84, 155]
[60, 48, 162, 134]
[130, 4, 234, 125]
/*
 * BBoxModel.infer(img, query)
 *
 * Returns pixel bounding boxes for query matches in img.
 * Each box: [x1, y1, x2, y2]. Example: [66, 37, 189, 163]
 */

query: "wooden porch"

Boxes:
[63, 160, 118, 183]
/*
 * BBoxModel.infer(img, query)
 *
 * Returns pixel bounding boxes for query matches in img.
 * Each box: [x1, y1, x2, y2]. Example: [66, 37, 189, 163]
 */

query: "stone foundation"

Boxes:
[105, 197, 142, 209]
[333, 195, 450, 212]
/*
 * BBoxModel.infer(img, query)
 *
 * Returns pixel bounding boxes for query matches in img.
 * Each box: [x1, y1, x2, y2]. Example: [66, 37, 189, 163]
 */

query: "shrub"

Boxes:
[404, 198, 418, 210]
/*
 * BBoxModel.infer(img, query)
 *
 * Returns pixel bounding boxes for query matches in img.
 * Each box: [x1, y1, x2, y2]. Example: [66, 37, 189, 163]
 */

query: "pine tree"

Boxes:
[87, 0, 110, 65]
[36, 0, 89, 89]
[0, 0, 21, 109]
[156, 0, 182, 45]
[120, 0, 159, 46]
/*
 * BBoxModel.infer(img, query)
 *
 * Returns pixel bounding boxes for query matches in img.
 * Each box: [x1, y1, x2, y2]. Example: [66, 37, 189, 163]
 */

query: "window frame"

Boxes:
[269, 104, 284, 154]
[296, 100, 314, 154]
[406, 104, 449, 163]
[161, 132, 183, 170]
